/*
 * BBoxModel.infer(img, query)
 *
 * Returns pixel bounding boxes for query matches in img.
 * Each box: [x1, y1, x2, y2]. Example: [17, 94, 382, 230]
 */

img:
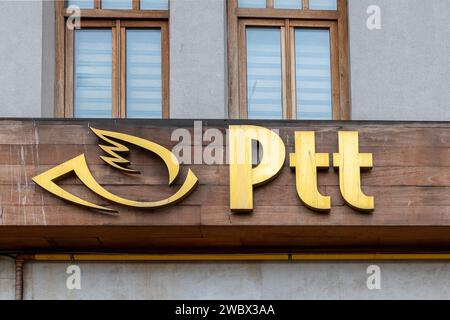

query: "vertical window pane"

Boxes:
[309, 0, 337, 10]
[126, 29, 162, 119]
[141, 0, 169, 10]
[74, 30, 113, 118]
[295, 29, 332, 120]
[102, 0, 133, 9]
[238, 0, 266, 8]
[274, 0, 302, 9]
[67, 0, 94, 9]
[246, 28, 283, 120]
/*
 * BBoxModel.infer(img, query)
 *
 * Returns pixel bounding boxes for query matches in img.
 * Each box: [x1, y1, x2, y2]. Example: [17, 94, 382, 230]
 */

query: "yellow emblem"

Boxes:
[32, 128, 199, 213]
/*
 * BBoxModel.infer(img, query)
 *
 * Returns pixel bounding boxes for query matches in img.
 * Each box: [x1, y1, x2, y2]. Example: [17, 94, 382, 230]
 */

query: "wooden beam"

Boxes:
[54, 0, 65, 117]
[227, 0, 240, 118]
[302, 0, 309, 10]
[63, 9, 169, 19]
[64, 28, 74, 117]
[337, 0, 350, 120]
[2, 120, 450, 251]
[236, 8, 339, 20]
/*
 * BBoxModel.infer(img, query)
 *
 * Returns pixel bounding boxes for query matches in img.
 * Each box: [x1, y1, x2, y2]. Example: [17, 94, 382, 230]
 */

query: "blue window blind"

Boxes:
[295, 29, 332, 120]
[246, 28, 283, 120]
[126, 29, 162, 119]
[74, 30, 113, 118]
[309, 0, 337, 10]
[67, 0, 94, 9]
[102, 0, 132, 9]
[238, 0, 266, 8]
[274, 0, 302, 9]
[141, 0, 169, 10]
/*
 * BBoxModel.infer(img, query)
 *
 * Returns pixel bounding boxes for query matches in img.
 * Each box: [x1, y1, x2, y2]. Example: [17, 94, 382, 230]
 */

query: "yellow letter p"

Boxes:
[229, 125, 286, 212]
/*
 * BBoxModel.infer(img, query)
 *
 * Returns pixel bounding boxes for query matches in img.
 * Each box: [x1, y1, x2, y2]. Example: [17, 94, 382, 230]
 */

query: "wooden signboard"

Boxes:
[1, 119, 450, 252]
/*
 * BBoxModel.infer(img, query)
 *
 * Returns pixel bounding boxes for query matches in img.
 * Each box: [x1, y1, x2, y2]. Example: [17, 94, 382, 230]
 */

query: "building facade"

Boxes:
[0, 0, 450, 300]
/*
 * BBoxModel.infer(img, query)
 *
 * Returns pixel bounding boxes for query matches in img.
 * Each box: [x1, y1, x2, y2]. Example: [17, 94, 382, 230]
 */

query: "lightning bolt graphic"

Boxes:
[90, 127, 140, 174]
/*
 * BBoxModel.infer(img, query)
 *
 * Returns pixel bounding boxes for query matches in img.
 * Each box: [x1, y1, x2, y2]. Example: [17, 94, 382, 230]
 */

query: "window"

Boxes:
[228, 0, 350, 120]
[56, 0, 169, 118]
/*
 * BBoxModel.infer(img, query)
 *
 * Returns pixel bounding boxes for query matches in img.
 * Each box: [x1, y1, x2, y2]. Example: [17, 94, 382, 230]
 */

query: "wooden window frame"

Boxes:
[228, 0, 350, 120]
[55, 0, 170, 118]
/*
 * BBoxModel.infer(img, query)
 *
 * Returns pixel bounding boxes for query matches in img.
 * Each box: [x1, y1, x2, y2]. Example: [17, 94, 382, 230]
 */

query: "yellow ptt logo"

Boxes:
[33, 126, 374, 214]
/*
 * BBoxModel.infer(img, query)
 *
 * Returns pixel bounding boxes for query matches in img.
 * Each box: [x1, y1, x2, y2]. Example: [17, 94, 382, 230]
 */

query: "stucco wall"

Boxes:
[169, 0, 227, 119]
[348, 0, 450, 120]
[41, 0, 55, 117]
[0, 257, 15, 300]
[22, 261, 450, 300]
[0, 0, 43, 117]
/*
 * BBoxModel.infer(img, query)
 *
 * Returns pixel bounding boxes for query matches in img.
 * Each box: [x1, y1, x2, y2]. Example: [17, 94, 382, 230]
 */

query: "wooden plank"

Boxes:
[7, 165, 450, 188]
[3, 226, 450, 252]
[4, 184, 450, 222]
[22, 122, 450, 148]
[3, 143, 450, 168]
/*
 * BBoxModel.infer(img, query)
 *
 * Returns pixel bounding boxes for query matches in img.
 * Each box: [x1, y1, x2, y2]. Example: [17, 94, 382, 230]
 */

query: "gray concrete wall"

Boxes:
[0, 257, 15, 300]
[22, 261, 450, 300]
[348, 0, 450, 121]
[41, 0, 55, 117]
[0, 0, 43, 117]
[169, 0, 227, 119]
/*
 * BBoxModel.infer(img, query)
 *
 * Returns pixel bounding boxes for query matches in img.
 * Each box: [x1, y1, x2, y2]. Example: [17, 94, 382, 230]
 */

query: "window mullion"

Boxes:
[120, 26, 126, 118]
[281, 24, 288, 120]
[267, 0, 274, 8]
[302, 0, 309, 10]
[288, 25, 297, 120]
[161, 22, 170, 119]
[238, 20, 248, 119]
[65, 28, 74, 118]
[330, 22, 340, 120]
[112, 20, 121, 118]
[132, 0, 140, 10]
[284, 19, 296, 120]
[94, 0, 101, 9]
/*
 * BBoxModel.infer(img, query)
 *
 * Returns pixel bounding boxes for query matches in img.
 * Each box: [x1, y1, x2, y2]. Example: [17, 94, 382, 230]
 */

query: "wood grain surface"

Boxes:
[1, 119, 450, 252]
